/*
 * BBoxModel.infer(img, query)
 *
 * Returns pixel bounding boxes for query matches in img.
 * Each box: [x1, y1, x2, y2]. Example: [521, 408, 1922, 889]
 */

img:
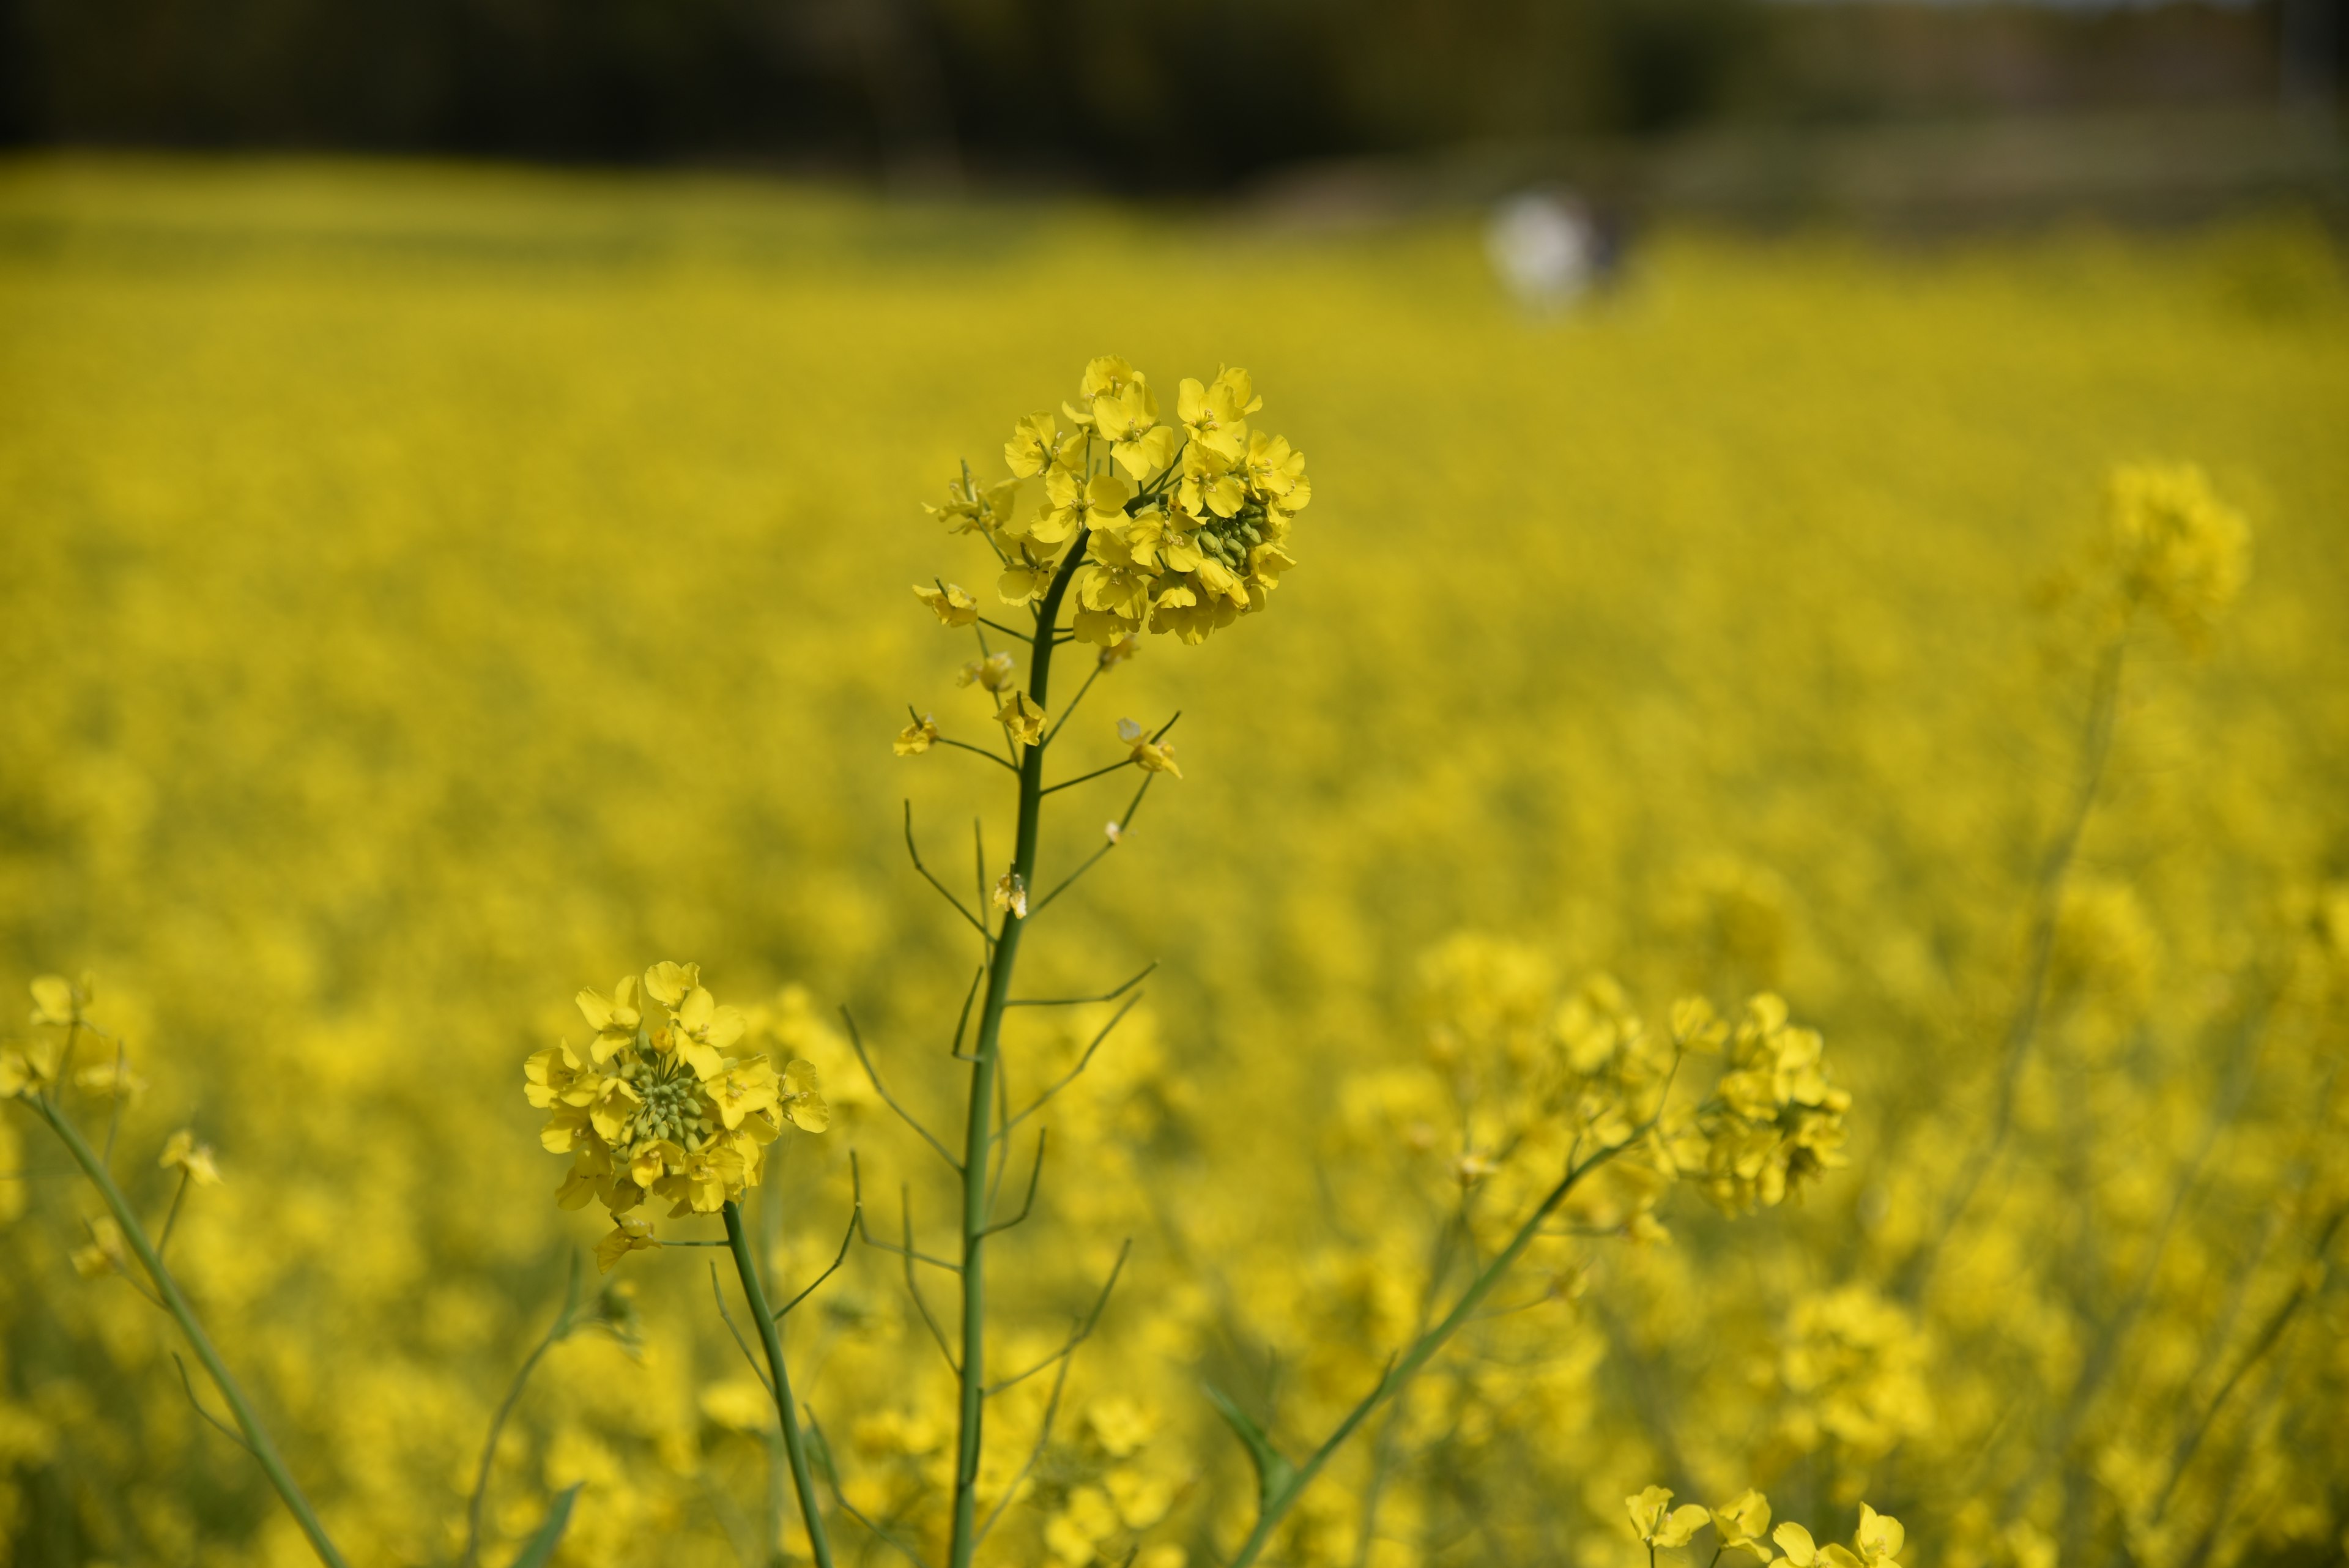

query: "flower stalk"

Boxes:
[32, 1090, 351, 1568]
[724, 1198, 834, 1568]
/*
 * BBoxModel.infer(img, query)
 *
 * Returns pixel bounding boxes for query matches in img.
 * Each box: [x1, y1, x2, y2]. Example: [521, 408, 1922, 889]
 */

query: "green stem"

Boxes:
[462, 1258, 579, 1568]
[947, 533, 1089, 1568]
[35, 1096, 351, 1568]
[1225, 1137, 1638, 1568]
[724, 1201, 833, 1568]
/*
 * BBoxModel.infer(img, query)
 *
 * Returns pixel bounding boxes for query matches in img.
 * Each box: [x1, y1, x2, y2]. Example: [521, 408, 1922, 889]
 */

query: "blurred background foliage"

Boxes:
[0, 0, 2342, 207]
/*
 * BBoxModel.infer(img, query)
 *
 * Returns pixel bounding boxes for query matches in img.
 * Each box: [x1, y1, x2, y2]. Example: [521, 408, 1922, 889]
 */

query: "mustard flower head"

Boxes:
[927, 355, 1309, 648]
[525, 964, 828, 1243]
[2102, 461, 2249, 649]
[1694, 993, 1850, 1213]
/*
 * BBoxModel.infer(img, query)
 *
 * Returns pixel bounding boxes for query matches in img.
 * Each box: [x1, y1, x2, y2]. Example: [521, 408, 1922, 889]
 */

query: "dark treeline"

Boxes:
[0, 0, 2324, 188]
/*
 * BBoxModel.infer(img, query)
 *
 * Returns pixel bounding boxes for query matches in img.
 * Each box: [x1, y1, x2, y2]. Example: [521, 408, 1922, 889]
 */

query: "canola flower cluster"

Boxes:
[922, 357, 1307, 647]
[525, 964, 828, 1266]
[2, 161, 2346, 1568]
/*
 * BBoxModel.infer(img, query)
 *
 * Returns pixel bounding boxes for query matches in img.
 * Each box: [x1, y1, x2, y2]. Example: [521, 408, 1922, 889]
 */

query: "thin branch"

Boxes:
[979, 1131, 1048, 1238]
[775, 1202, 861, 1320]
[174, 1352, 256, 1454]
[1029, 775, 1155, 918]
[976, 1343, 1075, 1547]
[903, 801, 992, 942]
[999, 997, 1142, 1142]
[1004, 960, 1157, 1009]
[1041, 757, 1137, 797]
[101, 1041, 128, 1166]
[2158, 1203, 2347, 1516]
[156, 1170, 191, 1261]
[806, 1411, 939, 1568]
[1042, 661, 1107, 748]
[933, 736, 1020, 775]
[848, 1155, 962, 1273]
[463, 1254, 582, 1568]
[708, 1265, 776, 1399]
[976, 617, 1033, 644]
[840, 1005, 961, 1172]
[948, 964, 985, 1061]
[898, 1184, 960, 1375]
[984, 1239, 1130, 1397]
[973, 818, 991, 944]
[1910, 634, 2127, 1297]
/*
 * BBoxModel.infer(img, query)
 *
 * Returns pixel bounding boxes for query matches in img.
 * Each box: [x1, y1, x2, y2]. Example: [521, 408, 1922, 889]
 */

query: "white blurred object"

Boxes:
[1486, 190, 1599, 310]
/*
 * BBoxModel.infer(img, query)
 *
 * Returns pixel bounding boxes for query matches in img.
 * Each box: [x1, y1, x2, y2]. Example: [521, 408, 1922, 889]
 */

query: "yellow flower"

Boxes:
[779, 1058, 830, 1132]
[1177, 366, 1259, 463]
[999, 553, 1058, 607]
[1093, 379, 1179, 481]
[1177, 444, 1247, 520]
[1628, 1485, 1711, 1548]
[998, 690, 1046, 748]
[1117, 717, 1181, 776]
[159, 1129, 223, 1186]
[1243, 429, 1310, 510]
[74, 1058, 147, 1102]
[993, 872, 1029, 920]
[1099, 634, 1138, 668]
[2103, 461, 2249, 648]
[699, 1378, 772, 1433]
[896, 713, 939, 755]
[664, 984, 749, 1081]
[1063, 354, 1142, 429]
[71, 1217, 128, 1280]
[705, 1057, 778, 1129]
[29, 973, 87, 1029]
[1696, 994, 1849, 1213]
[529, 964, 822, 1222]
[642, 962, 700, 1011]
[925, 472, 1022, 541]
[655, 1140, 744, 1216]
[959, 651, 1017, 693]
[1003, 411, 1064, 478]
[1851, 1506, 1905, 1567]
[1773, 1524, 1863, 1568]
[595, 1213, 661, 1273]
[914, 582, 979, 627]
[1713, 1492, 1775, 1562]
[576, 975, 643, 1064]
[0, 1038, 61, 1098]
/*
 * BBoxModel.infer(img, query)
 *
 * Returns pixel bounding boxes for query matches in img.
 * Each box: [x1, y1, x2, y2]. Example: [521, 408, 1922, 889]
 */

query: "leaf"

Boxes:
[1203, 1382, 1295, 1509]
[509, 1484, 583, 1568]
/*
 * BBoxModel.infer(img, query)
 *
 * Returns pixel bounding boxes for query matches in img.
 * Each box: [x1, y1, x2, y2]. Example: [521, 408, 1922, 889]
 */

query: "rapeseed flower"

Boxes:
[524, 964, 825, 1244]
[1627, 1486, 1710, 1548]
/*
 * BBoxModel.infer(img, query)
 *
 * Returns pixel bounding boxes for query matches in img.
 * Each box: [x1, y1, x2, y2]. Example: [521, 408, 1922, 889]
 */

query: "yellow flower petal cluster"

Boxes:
[2102, 461, 2250, 649]
[930, 356, 1307, 647]
[524, 965, 828, 1247]
[1631, 1486, 1907, 1568]
[1693, 992, 1850, 1212]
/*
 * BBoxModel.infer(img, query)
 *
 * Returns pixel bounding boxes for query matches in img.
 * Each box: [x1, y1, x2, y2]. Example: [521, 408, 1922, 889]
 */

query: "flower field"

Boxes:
[1, 157, 2345, 1568]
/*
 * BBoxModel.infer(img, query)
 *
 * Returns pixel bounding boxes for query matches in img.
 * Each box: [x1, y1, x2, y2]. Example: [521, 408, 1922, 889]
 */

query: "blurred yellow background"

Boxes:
[1, 157, 2345, 1568]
